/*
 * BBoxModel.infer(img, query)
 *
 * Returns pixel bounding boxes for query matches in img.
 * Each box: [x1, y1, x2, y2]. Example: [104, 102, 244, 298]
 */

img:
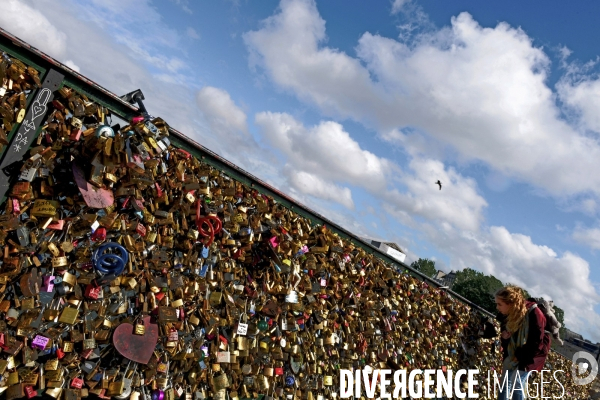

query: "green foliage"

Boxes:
[452, 268, 505, 314]
[453, 268, 484, 286]
[553, 305, 565, 327]
[409, 258, 436, 278]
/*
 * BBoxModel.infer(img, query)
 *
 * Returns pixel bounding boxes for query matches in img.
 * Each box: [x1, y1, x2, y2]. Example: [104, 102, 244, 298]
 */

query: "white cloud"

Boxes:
[384, 157, 488, 231]
[195, 87, 279, 179]
[197, 86, 248, 134]
[285, 169, 354, 209]
[558, 73, 600, 134]
[255, 112, 488, 228]
[244, 0, 600, 202]
[391, 0, 410, 14]
[255, 112, 391, 192]
[186, 27, 201, 40]
[572, 226, 600, 250]
[64, 60, 80, 72]
[482, 227, 600, 337]
[0, 0, 68, 59]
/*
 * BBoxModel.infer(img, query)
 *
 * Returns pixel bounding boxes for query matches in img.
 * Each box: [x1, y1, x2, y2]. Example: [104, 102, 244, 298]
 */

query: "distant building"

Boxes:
[433, 270, 457, 289]
[564, 328, 583, 342]
[365, 239, 407, 263]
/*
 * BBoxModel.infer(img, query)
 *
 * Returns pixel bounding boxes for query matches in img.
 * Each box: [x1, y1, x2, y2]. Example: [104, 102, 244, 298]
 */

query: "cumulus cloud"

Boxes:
[255, 112, 488, 229]
[285, 169, 354, 209]
[572, 225, 600, 250]
[244, 0, 600, 201]
[195, 87, 279, 180]
[0, 0, 68, 59]
[197, 86, 249, 134]
[481, 227, 600, 337]
[256, 112, 391, 192]
[384, 157, 488, 231]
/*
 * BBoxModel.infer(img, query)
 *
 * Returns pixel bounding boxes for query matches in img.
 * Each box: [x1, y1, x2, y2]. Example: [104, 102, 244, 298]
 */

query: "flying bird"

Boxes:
[435, 180, 442, 190]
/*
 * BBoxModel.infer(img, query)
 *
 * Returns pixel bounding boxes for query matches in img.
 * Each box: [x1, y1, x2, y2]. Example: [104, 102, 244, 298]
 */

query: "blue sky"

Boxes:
[4, 0, 600, 340]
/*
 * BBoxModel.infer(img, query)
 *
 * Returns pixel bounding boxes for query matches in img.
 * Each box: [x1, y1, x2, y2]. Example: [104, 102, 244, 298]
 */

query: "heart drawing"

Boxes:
[113, 316, 159, 364]
[31, 105, 44, 120]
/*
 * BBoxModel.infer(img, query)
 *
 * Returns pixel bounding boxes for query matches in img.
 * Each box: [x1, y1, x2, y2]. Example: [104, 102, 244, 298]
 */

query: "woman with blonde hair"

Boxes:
[481, 285, 551, 399]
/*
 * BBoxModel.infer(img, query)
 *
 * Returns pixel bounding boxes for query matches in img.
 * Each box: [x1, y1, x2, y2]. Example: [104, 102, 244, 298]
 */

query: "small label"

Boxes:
[236, 323, 248, 336]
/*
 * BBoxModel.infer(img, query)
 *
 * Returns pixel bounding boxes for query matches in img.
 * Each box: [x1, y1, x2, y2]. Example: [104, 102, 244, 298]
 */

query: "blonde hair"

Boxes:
[495, 285, 527, 333]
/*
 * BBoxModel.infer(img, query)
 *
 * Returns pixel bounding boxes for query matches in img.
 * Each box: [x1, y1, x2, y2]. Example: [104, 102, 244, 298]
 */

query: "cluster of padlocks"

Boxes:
[0, 51, 595, 400]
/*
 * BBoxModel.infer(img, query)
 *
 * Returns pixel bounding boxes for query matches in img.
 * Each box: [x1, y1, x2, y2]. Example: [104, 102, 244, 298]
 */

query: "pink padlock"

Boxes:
[31, 335, 50, 350]
[11, 198, 20, 214]
[47, 219, 65, 230]
[42, 275, 55, 292]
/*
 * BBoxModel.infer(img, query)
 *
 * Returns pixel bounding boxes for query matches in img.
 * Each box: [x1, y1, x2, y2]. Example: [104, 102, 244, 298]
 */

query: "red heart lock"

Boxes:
[113, 316, 158, 364]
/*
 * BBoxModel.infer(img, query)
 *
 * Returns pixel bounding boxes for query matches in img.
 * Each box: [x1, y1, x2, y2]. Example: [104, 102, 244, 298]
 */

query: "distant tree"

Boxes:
[454, 268, 485, 286]
[409, 258, 436, 278]
[453, 269, 505, 314]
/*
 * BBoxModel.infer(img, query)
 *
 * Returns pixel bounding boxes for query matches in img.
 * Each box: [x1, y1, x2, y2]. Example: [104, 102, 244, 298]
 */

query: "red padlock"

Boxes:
[275, 367, 284, 376]
[71, 377, 84, 389]
[136, 223, 147, 237]
[81, 348, 94, 359]
[91, 227, 107, 242]
[69, 129, 82, 141]
[25, 386, 36, 399]
[85, 283, 102, 300]
[56, 348, 65, 359]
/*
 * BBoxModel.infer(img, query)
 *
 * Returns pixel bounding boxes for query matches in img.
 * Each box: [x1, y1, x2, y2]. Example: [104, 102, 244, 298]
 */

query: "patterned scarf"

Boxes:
[503, 303, 537, 371]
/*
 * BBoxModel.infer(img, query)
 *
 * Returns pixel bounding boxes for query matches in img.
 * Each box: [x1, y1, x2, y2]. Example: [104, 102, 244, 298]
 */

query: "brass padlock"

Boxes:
[213, 372, 229, 391]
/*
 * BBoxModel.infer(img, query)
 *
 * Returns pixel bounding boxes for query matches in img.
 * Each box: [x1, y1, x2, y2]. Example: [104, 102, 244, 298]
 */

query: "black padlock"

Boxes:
[15, 225, 29, 247]
[81, 358, 99, 374]
[54, 280, 69, 296]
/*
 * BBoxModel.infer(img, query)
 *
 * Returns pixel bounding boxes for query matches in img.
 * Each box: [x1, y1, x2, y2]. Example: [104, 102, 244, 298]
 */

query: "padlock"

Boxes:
[16, 225, 30, 246]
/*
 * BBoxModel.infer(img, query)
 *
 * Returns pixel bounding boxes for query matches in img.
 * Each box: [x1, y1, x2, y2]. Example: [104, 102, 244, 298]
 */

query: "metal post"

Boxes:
[0, 69, 63, 200]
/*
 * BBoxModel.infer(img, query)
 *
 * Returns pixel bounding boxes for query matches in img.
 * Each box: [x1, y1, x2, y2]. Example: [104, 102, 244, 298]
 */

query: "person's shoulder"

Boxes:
[530, 304, 546, 324]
